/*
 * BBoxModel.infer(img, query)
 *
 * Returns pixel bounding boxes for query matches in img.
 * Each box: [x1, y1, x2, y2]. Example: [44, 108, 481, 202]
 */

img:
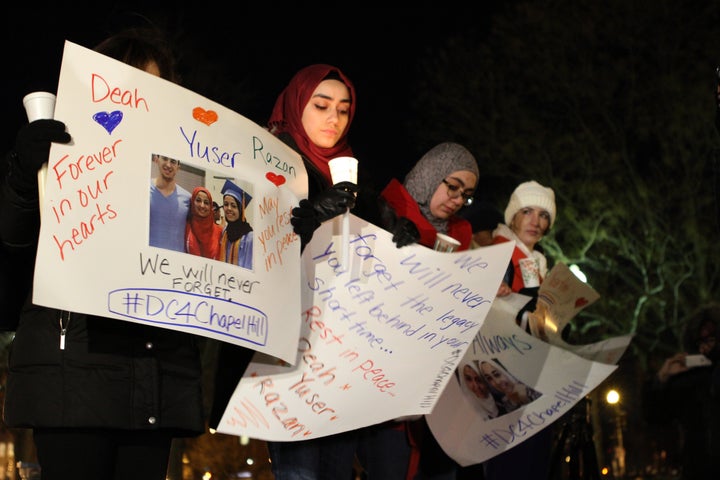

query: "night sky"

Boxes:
[2, 4, 490, 184]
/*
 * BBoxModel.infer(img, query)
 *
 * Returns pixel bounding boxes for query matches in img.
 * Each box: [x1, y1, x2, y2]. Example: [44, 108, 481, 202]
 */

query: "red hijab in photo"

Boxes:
[185, 186, 222, 259]
[268, 63, 356, 183]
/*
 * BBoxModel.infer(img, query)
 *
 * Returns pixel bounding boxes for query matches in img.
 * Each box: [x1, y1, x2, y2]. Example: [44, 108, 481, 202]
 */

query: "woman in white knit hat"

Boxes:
[484, 179, 556, 480]
[492, 180, 556, 324]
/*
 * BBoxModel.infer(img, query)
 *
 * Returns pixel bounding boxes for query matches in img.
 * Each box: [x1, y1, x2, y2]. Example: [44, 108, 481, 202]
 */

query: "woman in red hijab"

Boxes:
[269, 64, 360, 248]
[268, 63, 356, 183]
[184, 186, 222, 259]
[209, 64, 369, 480]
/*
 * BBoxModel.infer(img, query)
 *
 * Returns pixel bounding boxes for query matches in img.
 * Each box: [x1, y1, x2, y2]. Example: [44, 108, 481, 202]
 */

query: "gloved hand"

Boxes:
[291, 199, 321, 250]
[392, 216, 420, 248]
[515, 287, 539, 333]
[310, 181, 358, 223]
[526, 301, 549, 341]
[7, 119, 71, 197]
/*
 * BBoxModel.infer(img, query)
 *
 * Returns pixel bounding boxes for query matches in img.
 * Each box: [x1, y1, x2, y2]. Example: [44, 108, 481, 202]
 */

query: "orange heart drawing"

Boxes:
[575, 297, 589, 308]
[266, 172, 286, 186]
[192, 107, 218, 126]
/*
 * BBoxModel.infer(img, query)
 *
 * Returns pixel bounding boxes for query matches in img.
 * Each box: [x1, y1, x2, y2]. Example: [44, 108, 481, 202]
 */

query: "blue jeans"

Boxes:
[267, 430, 359, 480]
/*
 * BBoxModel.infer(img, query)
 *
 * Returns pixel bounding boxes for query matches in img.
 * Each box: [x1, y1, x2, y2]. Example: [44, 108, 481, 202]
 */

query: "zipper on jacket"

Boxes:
[59, 311, 70, 350]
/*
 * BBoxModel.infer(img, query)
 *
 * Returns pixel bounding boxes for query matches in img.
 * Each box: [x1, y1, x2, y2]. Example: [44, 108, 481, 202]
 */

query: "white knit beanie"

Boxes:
[504, 180, 556, 228]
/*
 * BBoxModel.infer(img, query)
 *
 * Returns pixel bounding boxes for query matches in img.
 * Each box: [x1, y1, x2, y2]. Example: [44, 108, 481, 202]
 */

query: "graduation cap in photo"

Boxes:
[221, 179, 252, 221]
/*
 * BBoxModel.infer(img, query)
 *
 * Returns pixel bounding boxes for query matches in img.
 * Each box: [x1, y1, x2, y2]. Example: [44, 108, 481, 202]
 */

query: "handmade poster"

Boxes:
[33, 41, 306, 363]
[214, 217, 515, 440]
[427, 263, 627, 465]
[529, 263, 633, 364]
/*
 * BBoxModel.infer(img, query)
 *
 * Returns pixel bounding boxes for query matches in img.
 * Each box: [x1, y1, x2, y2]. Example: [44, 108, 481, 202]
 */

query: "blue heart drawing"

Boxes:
[92, 110, 123, 134]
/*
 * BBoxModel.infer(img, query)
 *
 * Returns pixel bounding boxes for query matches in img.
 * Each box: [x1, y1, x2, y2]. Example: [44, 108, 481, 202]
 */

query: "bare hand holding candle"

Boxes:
[328, 156, 358, 268]
[22, 91, 57, 216]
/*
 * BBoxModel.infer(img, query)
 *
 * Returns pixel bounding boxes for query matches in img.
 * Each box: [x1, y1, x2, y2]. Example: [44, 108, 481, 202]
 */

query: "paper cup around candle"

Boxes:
[328, 156, 358, 185]
[518, 257, 540, 288]
[23, 91, 56, 221]
[433, 233, 461, 252]
[23, 91, 56, 122]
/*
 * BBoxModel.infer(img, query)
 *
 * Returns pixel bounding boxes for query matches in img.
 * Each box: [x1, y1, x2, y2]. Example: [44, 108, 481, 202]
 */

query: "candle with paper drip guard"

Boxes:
[22, 91, 57, 219]
[328, 156, 358, 268]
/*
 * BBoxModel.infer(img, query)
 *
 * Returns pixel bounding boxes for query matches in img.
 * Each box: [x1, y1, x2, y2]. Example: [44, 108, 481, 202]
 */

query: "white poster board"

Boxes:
[427, 264, 630, 465]
[214, 217, 515, 440]
[33, 41, 306, 364]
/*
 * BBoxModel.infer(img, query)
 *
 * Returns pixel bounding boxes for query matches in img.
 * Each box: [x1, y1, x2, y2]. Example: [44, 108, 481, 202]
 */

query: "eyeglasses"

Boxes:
[442, 179, 474, 206]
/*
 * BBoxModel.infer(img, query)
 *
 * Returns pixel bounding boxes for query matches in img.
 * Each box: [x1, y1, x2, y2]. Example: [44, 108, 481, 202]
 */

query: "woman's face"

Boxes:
[429, 170, 477, 219]
[463, 365, 491, 399]
[301, 79, 351, 148]
[193, 191, 212, 218]
[223, 196, 240, 222]
[508, 206, 551, 250]
[480, 361, 514, 394]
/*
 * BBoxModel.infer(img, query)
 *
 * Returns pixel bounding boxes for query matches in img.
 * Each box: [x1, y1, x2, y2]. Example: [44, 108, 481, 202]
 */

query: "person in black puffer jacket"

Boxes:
[0, 26, 205, 480]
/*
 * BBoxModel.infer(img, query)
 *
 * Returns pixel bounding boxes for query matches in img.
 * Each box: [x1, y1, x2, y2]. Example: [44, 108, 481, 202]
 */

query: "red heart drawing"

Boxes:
[575, 297, 589, 308]
[266, 172, 286, 186]
[192, 107, 218, 126]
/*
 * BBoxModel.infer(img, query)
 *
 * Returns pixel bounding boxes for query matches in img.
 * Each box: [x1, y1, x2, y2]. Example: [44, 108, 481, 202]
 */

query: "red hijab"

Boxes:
[268, 64, 356, 183]
[185, 186, 222, 259]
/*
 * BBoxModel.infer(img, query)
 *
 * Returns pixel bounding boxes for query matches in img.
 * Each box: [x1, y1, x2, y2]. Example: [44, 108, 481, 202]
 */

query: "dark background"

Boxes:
[5, 3, 720, 476]
[2, 4, 501, 186]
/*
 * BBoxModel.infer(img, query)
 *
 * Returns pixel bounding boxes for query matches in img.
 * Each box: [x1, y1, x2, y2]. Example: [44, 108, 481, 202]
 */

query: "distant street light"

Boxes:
[605, 389, 626, 478]
[569, 264, 587, 283]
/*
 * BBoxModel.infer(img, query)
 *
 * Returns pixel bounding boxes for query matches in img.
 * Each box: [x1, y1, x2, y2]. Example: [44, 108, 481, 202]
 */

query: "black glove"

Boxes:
[515, 287, 539, 332]
[7, 119, 71, 197]
[291, 199, 322, 250]
[392, 216, 420, 248]
[311, 181, 358, 223]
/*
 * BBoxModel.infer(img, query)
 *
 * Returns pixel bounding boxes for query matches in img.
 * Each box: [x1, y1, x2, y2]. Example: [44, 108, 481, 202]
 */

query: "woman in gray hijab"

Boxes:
[380, 141, 479, 250]
[356, 142, 479, 479]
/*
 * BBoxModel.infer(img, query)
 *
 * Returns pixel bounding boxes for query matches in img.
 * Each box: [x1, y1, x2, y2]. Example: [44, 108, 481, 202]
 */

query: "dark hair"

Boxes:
[683, 303, 720, 351]
[323, 71, 344, 82]
[461, 201, 503, 233]
[93, 27, 179, 83]
[322, 70, 352, 102]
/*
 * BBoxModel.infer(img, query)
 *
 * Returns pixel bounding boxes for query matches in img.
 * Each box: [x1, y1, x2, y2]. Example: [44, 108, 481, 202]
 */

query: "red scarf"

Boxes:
[268, 64, 356, 183]
[185, 186, 221, 259]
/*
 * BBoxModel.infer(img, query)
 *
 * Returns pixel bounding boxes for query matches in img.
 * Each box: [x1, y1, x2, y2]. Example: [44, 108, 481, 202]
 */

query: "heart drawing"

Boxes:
[193, 107, 218, 126]
[93, 111, 123, 134]
[266, 172, 286, 186]
[575, 297, 589, 308]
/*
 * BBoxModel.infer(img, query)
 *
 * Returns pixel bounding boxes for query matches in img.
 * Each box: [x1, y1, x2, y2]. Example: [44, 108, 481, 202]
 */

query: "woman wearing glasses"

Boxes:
[379, 141, 478, 251]
[356, 142, 478, 479]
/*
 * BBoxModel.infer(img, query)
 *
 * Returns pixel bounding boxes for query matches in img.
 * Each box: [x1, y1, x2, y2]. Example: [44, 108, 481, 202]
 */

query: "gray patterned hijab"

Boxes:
[403, 142, 479, 233]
